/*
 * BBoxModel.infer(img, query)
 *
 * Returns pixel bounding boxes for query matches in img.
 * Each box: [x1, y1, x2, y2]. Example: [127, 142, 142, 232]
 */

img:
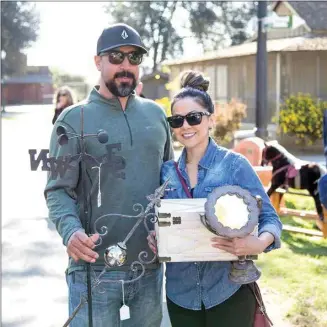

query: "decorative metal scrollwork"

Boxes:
[28, 106, 167, 326]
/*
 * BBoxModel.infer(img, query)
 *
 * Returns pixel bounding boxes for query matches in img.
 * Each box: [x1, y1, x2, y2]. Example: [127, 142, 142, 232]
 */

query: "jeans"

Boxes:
[66, 265, 163, 327]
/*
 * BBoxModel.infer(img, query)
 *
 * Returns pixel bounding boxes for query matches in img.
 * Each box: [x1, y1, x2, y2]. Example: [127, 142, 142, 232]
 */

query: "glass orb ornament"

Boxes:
[104, 242, 127, 267]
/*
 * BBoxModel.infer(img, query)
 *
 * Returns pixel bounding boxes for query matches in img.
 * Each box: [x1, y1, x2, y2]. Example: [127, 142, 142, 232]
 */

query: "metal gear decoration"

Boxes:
[203, 185, 262, 285]
[204, 185, 260, 238]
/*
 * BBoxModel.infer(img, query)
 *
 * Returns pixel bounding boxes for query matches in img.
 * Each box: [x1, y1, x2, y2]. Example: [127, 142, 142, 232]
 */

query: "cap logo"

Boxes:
[121, 30, 129, 40]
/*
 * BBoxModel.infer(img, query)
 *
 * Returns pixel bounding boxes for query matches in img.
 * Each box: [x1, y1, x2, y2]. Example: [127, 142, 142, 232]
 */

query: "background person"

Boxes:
[52, 85, 76, 124]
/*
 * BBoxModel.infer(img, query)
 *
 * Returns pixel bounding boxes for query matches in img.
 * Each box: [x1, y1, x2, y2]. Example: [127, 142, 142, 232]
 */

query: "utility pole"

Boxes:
[255, 1, 268, 140]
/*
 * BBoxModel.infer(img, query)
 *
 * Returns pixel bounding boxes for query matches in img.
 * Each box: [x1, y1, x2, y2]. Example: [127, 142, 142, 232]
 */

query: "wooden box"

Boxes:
[155, 198, 258, 263]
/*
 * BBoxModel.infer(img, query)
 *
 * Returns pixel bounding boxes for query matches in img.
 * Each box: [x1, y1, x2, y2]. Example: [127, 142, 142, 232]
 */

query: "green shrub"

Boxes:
[279, 93, 327, 145]
[155, 97, 171, 117]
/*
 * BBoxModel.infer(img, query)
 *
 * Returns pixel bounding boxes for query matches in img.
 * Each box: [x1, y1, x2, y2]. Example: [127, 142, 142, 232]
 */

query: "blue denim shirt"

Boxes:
[160, 138, 282, 310]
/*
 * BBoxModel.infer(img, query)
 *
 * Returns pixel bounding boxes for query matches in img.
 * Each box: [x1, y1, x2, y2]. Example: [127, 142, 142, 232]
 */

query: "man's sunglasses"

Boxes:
[167, 111, 211, 129]
[100, 50, 143, 65]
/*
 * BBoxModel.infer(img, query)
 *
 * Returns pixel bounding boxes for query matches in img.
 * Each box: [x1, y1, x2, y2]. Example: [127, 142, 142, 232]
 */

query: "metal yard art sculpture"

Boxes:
[62, 180, 167, 327]
[28, 107, 167, 327]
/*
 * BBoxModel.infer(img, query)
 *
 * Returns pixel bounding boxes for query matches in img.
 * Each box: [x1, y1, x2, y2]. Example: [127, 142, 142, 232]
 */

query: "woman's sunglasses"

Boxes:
[100, 50, 143, 66]
[167, 111, 211, 129]
[59, 92, 67, 97]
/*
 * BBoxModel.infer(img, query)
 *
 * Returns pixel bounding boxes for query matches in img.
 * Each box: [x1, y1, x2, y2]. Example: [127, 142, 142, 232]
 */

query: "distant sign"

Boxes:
[263, 14, 293, 29]
[251, 12, 306, 32]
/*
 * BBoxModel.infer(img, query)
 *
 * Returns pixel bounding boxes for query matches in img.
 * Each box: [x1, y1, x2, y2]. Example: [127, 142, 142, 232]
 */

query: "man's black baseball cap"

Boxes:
[97, 23, 148, 55]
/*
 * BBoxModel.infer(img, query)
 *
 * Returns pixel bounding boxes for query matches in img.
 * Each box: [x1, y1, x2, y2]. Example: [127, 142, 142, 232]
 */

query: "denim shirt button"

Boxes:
[197, 283, 200, 286]
[194, 262, 197, 265]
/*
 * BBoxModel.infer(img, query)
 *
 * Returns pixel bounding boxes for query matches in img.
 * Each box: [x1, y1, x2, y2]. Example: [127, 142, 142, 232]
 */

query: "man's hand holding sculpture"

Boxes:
[67, 230, 100, 263]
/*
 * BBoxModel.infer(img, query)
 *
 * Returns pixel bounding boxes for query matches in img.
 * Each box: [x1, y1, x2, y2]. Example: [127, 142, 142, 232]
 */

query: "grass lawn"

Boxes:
[257, 191, 327, 327]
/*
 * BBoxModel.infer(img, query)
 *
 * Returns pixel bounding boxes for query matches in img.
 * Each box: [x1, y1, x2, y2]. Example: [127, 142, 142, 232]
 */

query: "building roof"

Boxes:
[164, 36, 327, 66]
[272, 1, 327, 31]
[2, 74, 53, 84]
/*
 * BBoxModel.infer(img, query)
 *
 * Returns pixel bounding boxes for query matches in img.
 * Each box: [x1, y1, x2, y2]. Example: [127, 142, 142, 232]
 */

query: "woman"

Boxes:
[52, 86, 75, 124]
[149, 71, 282, 327]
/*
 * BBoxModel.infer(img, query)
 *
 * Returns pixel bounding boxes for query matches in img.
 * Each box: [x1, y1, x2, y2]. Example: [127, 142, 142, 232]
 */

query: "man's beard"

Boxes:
[105, 71, 137, 97]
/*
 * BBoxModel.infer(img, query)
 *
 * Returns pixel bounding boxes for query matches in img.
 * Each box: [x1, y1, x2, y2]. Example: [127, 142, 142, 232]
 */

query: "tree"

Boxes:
[106, 1, 256, 72]
[50, 67, 89, 101]
[1, 1, 40, 76]
[106, 2, 183, 72]
[51, 68, 86, 88]
[183, 2, 256, 48]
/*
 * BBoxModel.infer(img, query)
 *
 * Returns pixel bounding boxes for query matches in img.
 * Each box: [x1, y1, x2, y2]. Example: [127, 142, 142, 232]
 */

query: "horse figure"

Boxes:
[261, 140, 326, 222]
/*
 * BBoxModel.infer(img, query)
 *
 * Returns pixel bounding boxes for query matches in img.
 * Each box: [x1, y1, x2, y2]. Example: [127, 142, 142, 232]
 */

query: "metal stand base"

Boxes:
[229, 259, 261, 284]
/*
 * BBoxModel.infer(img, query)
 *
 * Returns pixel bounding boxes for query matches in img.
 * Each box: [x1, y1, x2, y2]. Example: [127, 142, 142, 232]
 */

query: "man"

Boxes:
[45, 23, 173, 327]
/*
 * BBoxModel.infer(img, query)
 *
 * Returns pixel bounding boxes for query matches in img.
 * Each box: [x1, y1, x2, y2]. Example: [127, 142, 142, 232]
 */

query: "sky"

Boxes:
[24, 2, 203, 84]
[25, 2, 115, 84]
[24, 2, 302, 85]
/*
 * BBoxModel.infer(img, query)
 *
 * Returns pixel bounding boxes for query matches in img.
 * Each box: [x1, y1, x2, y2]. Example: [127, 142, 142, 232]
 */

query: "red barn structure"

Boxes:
[2, 66, 54, 105]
